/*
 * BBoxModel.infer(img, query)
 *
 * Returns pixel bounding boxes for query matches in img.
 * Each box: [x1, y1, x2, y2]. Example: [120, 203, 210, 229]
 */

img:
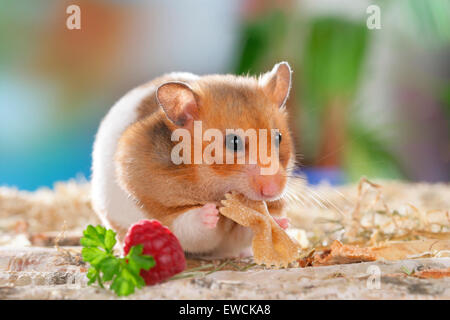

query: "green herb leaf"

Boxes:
[86, 267, 98, 285]
[122, 266, 145, 288]
[104, 229, 117, 252]
[80, 224, 155, 297]
[126, 244, 156, 275]
[81, 225, 106, 249]
[82, 247, 108, 266]
[99, 257, 120, 282]
[110, 274, 135, 296]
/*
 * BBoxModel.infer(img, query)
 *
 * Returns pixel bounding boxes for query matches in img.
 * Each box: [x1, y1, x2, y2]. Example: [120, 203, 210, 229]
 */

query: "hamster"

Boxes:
[91, 62, 295, 258]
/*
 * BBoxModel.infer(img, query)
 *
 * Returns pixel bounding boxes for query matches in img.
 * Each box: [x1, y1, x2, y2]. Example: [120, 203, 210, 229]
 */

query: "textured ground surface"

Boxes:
[0, 246, 448, 299]
[0, 179, 449, 299]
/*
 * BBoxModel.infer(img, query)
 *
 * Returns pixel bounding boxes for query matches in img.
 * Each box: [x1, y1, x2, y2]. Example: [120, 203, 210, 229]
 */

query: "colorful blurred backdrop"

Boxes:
[1, 0, 449, 190]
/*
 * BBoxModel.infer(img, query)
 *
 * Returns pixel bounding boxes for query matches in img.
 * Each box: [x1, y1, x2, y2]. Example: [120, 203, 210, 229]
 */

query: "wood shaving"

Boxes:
[299, 239, 450, 267]
[386, 267, 450, 279]
[219, 192, 300, 268]
[299, 240, 376, 266]
[412, 268, 450, 279]
[370, 239, 450, 260]
[30, 231, 82, 247]
[0, 180, 98, 235]
[286, 177, 450, 251]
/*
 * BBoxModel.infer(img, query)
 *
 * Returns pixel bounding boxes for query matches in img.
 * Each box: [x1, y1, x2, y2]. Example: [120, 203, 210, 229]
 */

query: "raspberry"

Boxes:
[123, 219, 186, 285]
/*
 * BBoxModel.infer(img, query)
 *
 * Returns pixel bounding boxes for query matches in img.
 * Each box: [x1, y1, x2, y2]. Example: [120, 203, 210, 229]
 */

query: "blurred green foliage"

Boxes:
[303, 17, 368, 113]
[234, 9, 405, 182]
[344, 123, 404, 181]
[235, 10, 289, 75]
[408, 0, 450, 45]
[303, 17, 405, 180]
[407, 0, 450, 131]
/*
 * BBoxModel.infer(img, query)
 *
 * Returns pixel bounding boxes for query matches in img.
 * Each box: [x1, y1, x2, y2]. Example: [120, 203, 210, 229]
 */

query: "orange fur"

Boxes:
[114, 66, 294, 247]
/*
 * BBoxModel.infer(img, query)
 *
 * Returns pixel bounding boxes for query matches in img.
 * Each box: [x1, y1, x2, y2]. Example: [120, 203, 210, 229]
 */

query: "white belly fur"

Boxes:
[91, 86, 155, 231]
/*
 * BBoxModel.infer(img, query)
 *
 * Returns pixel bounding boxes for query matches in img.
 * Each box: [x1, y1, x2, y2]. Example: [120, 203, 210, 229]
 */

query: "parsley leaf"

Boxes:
[126, 244, 155, 275]
[80, 224, 155, 296]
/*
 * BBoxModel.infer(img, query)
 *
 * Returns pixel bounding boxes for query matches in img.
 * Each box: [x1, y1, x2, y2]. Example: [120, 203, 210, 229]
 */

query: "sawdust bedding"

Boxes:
[0, 178, 449, 272]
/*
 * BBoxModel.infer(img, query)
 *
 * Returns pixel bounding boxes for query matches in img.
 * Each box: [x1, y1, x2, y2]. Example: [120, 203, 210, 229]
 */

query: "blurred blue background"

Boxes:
[0, 0, 449, 190]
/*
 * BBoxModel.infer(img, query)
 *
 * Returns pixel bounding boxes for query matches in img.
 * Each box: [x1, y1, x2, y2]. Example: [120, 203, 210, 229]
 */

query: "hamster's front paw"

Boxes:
[200, 203, 219, 229]
[273, 217, 290, 229]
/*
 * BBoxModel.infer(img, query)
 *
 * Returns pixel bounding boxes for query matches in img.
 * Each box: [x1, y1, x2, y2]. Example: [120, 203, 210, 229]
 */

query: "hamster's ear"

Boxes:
[156, 81, 198, 127]
[260, 61, 292, 109]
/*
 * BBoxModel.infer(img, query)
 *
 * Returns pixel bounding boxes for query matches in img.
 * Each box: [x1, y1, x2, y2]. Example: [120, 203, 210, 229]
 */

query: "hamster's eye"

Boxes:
[226, 134, 243, 152]
[274, 132, 282, 147]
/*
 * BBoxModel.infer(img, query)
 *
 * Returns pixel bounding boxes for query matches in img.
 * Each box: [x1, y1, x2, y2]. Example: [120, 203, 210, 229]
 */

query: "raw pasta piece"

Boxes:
[220, 192, 300, 268]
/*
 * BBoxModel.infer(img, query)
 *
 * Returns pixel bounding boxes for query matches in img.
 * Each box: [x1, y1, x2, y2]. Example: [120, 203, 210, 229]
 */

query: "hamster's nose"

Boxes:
[254, 175, 283, 198]
[261, 180, 280, 197]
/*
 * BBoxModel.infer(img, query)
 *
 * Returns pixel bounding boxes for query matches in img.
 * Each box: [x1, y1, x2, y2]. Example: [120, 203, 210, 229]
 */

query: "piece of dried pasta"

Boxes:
[219, 192, 300, 268]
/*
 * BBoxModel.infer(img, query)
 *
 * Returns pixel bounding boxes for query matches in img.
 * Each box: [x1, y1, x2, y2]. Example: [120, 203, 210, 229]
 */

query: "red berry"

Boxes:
[123, 219, 186, 285]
